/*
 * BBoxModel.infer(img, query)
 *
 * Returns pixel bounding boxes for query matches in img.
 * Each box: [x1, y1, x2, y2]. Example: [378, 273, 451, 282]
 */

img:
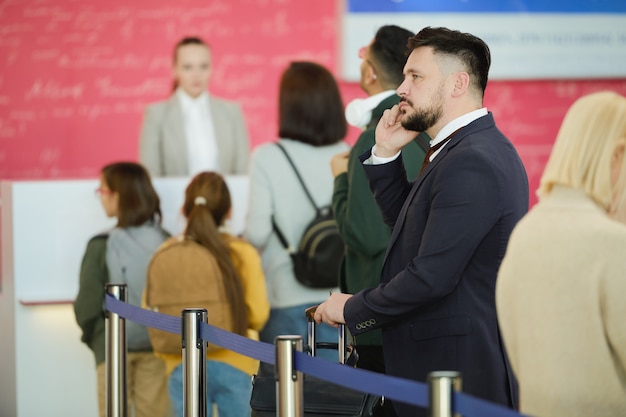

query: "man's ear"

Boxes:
[366, 66, 377, 85]
[451, 71, 470, 97]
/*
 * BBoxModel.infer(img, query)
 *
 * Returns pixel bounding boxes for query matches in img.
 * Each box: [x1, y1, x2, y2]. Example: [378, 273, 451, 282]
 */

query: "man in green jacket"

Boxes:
[331, 25, 428, 389]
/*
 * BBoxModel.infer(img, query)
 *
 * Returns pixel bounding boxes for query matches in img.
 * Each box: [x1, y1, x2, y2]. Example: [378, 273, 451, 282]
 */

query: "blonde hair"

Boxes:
[538, 91, 626, 220]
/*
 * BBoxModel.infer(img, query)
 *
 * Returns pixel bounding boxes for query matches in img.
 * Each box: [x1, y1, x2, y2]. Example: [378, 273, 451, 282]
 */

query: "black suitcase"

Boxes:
[250, 307, 382, 417]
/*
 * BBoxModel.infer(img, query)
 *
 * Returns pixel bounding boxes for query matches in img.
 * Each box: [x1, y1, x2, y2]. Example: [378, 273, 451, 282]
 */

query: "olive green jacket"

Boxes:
[73, 234, 109, 364]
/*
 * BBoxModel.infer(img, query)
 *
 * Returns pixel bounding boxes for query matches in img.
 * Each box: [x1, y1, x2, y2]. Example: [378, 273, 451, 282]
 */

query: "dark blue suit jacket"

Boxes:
[346, 113, 528, 417]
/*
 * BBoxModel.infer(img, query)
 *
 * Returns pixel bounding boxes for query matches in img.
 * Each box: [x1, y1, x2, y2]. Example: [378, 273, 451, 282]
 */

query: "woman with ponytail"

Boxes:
[157, 171, 269, 417]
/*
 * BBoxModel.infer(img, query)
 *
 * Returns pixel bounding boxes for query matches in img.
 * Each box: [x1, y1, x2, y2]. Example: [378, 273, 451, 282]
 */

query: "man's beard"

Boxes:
[400, 86, 445, 132]
[401, 102, 443, 133]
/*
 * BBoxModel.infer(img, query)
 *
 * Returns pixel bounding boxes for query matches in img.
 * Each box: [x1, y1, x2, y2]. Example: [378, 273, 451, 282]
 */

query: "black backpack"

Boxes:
[271, 143, 344, 288]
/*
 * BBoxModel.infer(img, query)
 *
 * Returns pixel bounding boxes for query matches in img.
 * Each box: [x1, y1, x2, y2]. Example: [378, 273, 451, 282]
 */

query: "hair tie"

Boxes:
[194, 196, 207, 206]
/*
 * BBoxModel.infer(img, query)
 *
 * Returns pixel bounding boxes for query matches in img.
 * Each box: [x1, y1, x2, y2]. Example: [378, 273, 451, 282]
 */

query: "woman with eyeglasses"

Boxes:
[74, 161, 171, 417]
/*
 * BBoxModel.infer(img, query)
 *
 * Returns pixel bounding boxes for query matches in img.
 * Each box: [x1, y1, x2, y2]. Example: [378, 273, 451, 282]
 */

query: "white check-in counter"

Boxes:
[0, 177, 249, 417]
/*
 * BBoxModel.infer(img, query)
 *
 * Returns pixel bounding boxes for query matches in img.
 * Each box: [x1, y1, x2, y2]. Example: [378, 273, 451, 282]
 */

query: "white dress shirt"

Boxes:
[176, 88, 219, 175]
[370, 107, 489, 165]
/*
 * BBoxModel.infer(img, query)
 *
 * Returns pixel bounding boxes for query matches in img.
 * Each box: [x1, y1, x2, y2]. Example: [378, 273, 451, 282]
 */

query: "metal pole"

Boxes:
[307, 318, 316, 357]
[182, 308, 207, 417]
[275, 335, 303, 417]
[305, 305, 345, 363]
[337, 324, 346, 364]
[105, 283, 128, 417]
[305, 306, 316, 357]
[427, 371, 462, 417]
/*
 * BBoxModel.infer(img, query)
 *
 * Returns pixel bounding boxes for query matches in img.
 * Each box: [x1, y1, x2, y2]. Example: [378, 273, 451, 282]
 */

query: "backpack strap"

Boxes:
[275, 143, 319, 212]
[272, 142, 320, 253]
[271, 216, 293, 253]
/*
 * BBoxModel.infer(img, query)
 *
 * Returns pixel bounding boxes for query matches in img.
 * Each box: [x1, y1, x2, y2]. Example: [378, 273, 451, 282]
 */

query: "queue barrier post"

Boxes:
[105, 283, 128, 417]
[275, 335, 304, 417]
[182, 308, 208, 417]
[428, 371, 462, 417]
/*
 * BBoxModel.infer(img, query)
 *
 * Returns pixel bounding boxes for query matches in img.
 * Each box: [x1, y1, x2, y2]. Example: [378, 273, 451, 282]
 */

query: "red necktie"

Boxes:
[418, 128, 463, 175]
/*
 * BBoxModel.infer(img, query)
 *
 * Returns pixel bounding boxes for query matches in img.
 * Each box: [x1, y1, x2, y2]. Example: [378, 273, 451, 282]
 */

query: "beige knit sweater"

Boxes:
[497, 186, 626, 417]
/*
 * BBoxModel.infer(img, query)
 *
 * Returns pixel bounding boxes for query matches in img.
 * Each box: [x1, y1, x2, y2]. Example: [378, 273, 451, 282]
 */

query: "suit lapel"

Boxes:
[383, 170, 428, 262]
[163, 96, 188, 174]
[210, 97, 228, 172]
[381, 115, 495, 266]
[384, 135, 457, 253]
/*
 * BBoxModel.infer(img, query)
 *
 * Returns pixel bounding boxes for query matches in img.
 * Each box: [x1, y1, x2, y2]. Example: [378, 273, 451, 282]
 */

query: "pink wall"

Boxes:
[1, 0, 625, 206]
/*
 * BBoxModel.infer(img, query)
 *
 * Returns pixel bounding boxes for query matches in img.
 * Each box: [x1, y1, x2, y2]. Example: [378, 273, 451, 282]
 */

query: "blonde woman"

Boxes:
[496, 91, 626, 417]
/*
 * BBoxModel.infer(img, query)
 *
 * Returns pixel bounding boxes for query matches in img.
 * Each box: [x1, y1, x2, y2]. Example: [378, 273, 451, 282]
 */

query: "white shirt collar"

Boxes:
[431, 107, 488, 147]
[176, 88, 210, 111]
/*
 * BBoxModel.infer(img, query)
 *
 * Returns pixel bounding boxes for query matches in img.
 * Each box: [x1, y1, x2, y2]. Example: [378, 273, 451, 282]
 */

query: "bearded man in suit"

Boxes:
[329, 25, 427, 391]
[315, 26, 528, 417]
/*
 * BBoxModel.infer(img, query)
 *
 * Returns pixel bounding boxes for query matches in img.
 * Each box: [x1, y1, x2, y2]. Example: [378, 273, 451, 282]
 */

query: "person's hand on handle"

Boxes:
[313, 293, 352, 328]
[374, 104, 417, 157]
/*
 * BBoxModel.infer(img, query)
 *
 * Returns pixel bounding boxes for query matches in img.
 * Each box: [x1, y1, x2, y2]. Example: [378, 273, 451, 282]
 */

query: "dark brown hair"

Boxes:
[278, 61, 347, 146]
[407, 27, 491, 96]
[101, 162, 161, 228]
[369, 25, 414, 89]
[182, 172, 248, 336]
[173, 36, 209, 63]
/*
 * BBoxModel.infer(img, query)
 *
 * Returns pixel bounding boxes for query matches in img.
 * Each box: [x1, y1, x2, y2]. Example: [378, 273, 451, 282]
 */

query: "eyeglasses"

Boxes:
[94, 187, 113, 196]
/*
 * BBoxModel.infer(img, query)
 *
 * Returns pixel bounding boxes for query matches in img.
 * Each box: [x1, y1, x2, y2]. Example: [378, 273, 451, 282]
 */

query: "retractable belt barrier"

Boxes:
[105, 293, 530, 417]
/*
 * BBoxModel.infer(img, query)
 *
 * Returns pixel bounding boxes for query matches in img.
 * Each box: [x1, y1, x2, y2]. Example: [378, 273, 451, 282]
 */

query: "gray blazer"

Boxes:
[139, 95, 250, 176]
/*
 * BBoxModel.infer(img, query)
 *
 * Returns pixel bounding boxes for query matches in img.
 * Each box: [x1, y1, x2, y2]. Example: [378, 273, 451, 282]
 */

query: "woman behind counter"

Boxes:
[139, 36, 250, 177]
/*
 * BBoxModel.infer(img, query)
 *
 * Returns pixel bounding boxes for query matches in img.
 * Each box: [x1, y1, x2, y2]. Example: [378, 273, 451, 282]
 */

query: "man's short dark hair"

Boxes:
[408, 27, 491, 96]
[369, 25, 414, 88]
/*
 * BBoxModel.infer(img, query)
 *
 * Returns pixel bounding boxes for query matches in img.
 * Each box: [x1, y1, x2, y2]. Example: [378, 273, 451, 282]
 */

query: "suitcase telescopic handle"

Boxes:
[305, 305, 346, 364]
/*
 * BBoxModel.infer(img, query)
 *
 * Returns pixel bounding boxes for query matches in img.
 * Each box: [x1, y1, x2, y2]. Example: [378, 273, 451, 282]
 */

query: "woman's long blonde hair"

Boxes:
[538, 91, 626, 222]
